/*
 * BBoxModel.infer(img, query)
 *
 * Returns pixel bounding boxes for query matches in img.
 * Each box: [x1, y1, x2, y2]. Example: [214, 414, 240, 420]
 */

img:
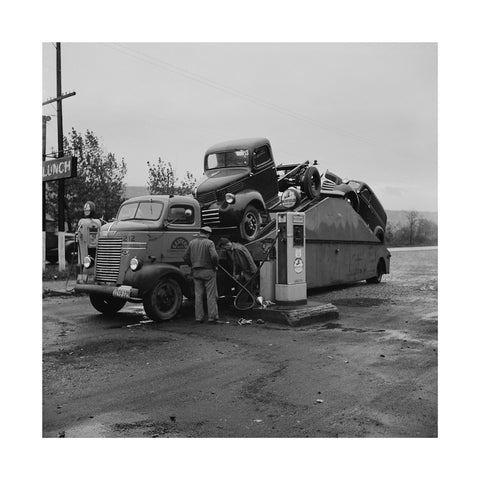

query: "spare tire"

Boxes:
[373, 226, 385, 243]
[301, 166, 321, 199]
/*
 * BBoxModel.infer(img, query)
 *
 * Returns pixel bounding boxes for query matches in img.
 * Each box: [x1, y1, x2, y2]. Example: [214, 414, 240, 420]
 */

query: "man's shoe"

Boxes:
[194, 318, 204, 323]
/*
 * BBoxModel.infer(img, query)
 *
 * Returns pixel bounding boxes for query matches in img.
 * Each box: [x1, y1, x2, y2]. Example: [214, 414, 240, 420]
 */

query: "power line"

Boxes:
[105, 43, 393, 154]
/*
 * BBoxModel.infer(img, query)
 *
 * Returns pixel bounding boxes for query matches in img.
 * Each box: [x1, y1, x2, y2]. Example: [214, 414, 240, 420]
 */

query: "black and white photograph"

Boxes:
[5, 0, 479, 478]
[41, 41, 438, 440]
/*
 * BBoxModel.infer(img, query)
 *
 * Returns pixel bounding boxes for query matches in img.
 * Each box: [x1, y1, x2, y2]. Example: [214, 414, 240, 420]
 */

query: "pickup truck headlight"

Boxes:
[83, 255, 94, 269]
[225, 193, 236, 204]
[130, 257, 142, 271]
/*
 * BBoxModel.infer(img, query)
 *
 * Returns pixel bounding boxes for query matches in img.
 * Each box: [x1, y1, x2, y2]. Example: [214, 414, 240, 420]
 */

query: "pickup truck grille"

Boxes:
[196, 191, 216, 204]
[201, 208, 220, 226]
[95, 238, 122, 283]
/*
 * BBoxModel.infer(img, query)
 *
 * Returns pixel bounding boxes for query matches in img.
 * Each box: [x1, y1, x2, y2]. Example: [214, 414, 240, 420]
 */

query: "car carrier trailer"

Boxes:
[75, 137, 389, 320]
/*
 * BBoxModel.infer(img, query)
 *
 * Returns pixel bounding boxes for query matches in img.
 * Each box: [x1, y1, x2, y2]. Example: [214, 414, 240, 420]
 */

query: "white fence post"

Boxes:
[58, 232, 66, 272]
[43, 231, 46, 272]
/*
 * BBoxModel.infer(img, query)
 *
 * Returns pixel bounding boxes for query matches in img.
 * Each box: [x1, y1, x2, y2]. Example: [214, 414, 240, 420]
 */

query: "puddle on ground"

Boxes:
[320, 322, 385, 334]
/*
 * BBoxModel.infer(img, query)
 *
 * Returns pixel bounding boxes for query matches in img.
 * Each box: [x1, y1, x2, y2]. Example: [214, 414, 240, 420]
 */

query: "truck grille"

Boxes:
[197, 191, 216, 204]
[321, 178, 336, 191]
[201, 208, 220, 226]
[95, 238, 123, 283]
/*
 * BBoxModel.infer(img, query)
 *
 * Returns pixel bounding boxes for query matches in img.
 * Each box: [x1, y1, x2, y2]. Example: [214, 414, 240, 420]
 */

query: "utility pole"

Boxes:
[56, 42, 65, 232]
[42, 115, 51, 232]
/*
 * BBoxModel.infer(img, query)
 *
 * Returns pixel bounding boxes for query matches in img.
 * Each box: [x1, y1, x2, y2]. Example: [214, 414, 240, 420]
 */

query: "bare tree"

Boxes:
[405, 211, 419, 245]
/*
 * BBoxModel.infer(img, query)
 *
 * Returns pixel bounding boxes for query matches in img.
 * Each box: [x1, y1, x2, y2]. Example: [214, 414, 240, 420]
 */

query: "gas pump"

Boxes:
[76, 201, 101, 267]
[275, 211, 307, 304]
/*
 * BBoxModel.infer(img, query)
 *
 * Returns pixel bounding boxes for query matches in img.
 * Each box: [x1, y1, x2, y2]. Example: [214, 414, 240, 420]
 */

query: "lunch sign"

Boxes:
[42, 156, 78, 182]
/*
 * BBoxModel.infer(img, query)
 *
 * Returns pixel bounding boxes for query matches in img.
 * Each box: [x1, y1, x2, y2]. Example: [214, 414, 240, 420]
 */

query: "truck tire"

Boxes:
[143, 277, 183, 321]
[373, 226, 385, 243]
[239, 205, 262, 242]
[366, 260, 384, 284]
[89, 293, 127, 314]
[301, 166, 321, 199]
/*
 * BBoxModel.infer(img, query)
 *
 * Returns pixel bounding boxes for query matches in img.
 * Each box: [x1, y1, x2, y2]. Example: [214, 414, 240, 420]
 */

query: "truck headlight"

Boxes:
[83, 255, 94, 269]
[225, 193, 236, 204]
[130, 257, 142, 271]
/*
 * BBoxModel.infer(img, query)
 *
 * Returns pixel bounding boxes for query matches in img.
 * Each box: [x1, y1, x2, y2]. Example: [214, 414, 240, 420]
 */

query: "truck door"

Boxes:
[250, 145, 279, 206]
[162, 203, 197, 264]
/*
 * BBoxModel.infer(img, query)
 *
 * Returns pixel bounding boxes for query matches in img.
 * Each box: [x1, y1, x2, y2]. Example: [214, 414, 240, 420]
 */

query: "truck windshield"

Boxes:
[117, 201, 164, 221]
[206, 149, 249, 170]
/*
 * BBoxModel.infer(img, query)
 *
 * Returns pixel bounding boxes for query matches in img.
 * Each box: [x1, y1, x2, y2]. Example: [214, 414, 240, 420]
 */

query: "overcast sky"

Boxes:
[42, 42, 437, 211]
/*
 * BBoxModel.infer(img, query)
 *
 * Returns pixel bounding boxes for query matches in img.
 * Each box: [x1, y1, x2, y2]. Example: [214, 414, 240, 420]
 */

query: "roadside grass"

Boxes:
[43, 262, 78, 281]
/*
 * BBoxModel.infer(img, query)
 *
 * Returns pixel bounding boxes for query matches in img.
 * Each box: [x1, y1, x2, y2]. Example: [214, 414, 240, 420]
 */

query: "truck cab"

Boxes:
[194, 137, 279, 242]
[76, 195, 202, 321]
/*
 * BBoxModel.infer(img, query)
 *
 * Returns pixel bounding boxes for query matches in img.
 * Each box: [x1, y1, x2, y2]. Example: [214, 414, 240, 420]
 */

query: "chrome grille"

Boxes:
[201, 208, 220, 225]
[321, 178, 336, 191]
[197, 191, 216, 204]
[95, 238, 123, 283]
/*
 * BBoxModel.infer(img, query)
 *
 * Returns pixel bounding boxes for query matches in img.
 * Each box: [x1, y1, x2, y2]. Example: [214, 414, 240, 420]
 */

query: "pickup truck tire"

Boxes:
[239, 205, 262, 242]
[89, 294, 127, 314]
[301, 166, 322, 199]
[143, 277, 183, 321]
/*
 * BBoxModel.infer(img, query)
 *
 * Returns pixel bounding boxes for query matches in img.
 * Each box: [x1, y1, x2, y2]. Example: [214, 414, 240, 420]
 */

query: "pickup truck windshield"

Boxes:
[117, 201, 164, 221]
[206, 149, 249, 170]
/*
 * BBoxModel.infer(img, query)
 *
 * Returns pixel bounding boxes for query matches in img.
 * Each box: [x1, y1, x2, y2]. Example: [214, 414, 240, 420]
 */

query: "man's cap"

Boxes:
[217, 237, 232, 248]
[200, 226, 213, 234]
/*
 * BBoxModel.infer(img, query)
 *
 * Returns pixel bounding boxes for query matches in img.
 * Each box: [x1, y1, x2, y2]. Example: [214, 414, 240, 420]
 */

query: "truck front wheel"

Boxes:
[143, 277, 183, 321]
[239, 205, 262, 242]
[89, 294, 127, 314]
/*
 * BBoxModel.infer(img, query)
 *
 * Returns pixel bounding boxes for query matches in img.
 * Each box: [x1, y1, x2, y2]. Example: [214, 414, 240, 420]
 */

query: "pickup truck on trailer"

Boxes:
[193, 137, 382, 242]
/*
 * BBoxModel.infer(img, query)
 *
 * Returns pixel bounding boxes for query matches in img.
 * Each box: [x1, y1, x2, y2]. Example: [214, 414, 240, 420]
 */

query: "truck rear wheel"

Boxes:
[301, 166, 321, 199]
[89, 294, 127, 314]
[143, 277, 183, 321]
[239, 205, 262, 242]
[366, 260, 384, 284]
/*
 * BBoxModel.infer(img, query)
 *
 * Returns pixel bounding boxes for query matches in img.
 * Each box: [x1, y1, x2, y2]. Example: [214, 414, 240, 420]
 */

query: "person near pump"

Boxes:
[183, 226, 220, 324]
[217, 237, 258, 283]
[76, 201, 102, 263]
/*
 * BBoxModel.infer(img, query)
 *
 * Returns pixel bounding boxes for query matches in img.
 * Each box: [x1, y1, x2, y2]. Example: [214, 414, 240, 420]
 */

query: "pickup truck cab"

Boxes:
[75, 195, 201, 321]
[194, 138, 279, 242]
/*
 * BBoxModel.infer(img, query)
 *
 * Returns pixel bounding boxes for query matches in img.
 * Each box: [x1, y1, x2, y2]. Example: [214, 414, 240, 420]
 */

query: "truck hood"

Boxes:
[101, 219, 162, 232]
[196, 168, 249, 193]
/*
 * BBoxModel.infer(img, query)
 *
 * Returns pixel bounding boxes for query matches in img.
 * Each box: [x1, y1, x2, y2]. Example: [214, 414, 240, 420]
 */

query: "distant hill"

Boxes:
[125, 186, 437, 225]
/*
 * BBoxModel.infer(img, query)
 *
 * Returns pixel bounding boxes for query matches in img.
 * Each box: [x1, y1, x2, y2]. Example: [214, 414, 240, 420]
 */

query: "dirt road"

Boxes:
[43, 248, 437, 437]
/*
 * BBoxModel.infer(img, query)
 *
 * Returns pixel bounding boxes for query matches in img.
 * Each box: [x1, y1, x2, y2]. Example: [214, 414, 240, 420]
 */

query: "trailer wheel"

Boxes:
[239, 205, 262, 242]
[143, 277, 183, 321]
[89, 294, 127, 314]
[301, 166, 321, 199]
[366, 260, 385, 284]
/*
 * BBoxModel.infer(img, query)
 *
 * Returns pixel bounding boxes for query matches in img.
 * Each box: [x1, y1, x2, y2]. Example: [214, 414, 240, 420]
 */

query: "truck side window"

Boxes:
[253, 146, 271, 168]
[168, 206, 194, 224]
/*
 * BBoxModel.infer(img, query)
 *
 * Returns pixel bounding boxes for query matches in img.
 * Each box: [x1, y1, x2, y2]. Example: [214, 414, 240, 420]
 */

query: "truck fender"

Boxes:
[124, 263, 191, 297]
[225, 189, 266, 223]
